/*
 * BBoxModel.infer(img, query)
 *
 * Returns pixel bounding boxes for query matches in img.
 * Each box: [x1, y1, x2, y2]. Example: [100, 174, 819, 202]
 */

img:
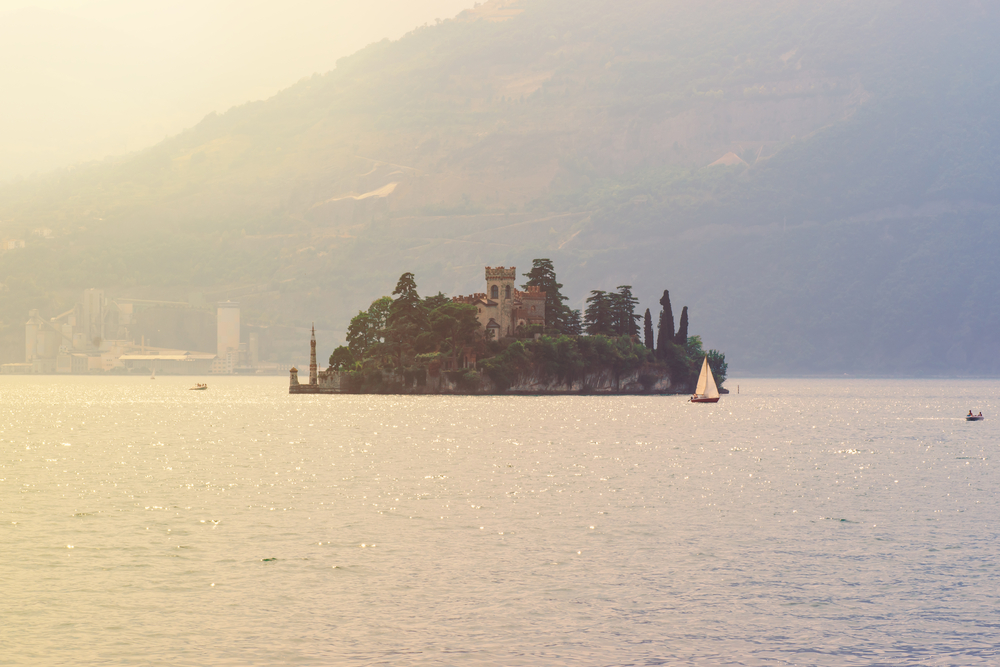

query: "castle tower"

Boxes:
[309, 324, 318, 385]
[485, 266, 516, 337]
[289, 366, 299, 387]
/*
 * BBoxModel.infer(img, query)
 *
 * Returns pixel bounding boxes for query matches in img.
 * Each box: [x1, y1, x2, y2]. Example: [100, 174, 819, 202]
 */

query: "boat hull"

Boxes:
[690, 396, 720, 403]
[966, 415, 984, 421]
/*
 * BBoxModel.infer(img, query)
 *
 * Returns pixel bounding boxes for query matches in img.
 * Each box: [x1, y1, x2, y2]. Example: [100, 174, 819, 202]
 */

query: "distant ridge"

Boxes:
[1, 0, 999, 376]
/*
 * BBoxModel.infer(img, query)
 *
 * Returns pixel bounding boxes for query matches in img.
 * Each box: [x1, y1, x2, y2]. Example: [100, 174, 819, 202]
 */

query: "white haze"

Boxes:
[0, 0, 477, 181]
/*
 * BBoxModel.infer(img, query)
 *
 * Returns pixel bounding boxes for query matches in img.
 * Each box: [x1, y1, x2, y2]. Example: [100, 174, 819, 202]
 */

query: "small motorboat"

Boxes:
[966, 413, 984, 421]
[189, 383, 208, 391]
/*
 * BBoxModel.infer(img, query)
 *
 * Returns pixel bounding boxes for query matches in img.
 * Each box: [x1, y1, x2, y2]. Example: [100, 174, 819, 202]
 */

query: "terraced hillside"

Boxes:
[1, 0, 998, 373]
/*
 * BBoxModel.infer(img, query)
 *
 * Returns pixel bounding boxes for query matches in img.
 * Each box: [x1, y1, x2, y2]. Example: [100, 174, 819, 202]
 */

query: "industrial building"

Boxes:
[213, 301, 240, 373]
[1, 291, 277, 375]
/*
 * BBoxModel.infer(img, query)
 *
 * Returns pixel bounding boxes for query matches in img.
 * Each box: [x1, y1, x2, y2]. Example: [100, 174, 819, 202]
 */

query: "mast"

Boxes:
[309, 323, 318, 386]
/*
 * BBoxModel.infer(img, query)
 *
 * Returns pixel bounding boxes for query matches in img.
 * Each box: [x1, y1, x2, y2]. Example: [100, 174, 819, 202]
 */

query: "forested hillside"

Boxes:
[1, 0, 998, 374]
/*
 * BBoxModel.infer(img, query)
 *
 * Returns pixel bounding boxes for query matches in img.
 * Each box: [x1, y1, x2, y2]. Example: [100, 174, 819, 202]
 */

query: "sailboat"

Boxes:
[690, 356, 720, 403]
[150, 368, 156, 380]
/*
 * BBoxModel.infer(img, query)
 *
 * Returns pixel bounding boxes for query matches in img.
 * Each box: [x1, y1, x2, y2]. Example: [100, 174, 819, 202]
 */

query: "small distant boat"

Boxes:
[190, 383, 208, 391]
[150, 369, 156, 380]
[691, 356, 720, 403]
[966, 413, 984, 421]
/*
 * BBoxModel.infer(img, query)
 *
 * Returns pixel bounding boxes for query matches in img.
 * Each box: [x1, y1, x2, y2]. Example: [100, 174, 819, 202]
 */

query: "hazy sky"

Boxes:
[0, 0, 477, 181]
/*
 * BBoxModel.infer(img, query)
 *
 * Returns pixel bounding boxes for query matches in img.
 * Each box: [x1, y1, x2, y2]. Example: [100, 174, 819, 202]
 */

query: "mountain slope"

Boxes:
[1, 0, 999, 373]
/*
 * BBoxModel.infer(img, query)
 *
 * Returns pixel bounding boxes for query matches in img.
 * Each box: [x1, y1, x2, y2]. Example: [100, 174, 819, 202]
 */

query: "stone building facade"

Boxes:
[451, 266, 545, 339]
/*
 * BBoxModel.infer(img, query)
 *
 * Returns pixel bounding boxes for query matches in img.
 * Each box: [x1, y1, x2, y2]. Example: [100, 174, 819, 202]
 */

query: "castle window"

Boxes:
[505, 285, 511, 299]
[491, 285, 498, 299]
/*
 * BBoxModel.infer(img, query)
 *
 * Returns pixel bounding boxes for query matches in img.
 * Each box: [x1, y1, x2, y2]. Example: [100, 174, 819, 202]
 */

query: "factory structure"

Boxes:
[3, 289, 274, 375]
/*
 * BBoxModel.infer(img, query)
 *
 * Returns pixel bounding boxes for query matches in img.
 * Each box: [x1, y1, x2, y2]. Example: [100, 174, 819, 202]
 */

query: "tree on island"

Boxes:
[675, 306, 689, 345]
[643, 309, 654, 350]
[610, 285, 640, 336]
[522, 259, 572, 333]
[346, 296, 392, 358]
[385, 272, 428, 369]
[423, 291, 450, 311]
[565, 309, 583, 336]
[656, 290, 675, 360]
[429, 301, 482, 367]
[584, 290, 614, 335]
[325, 270, 725, 395]
[329, 345, 355, 370]
[682, 335, 727, 388]
[707, 349, 728, 387]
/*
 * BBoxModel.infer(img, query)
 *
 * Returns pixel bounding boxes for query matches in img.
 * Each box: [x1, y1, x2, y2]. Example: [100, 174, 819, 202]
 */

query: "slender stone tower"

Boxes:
[309, 324, 318, 386]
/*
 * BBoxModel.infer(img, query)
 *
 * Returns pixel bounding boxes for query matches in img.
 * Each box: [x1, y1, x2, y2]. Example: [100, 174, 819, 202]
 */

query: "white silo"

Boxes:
[25, 310, 41, 361]
[217, 302, 240, 359]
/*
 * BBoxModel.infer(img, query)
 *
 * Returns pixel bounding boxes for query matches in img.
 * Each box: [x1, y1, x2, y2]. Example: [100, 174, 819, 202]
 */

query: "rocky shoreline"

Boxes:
[290, 364, 689, 395]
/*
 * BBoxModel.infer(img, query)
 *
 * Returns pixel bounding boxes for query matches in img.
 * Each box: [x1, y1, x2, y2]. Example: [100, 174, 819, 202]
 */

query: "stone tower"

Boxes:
[309, 324, 318, 386]
[485, 266, 516, 336]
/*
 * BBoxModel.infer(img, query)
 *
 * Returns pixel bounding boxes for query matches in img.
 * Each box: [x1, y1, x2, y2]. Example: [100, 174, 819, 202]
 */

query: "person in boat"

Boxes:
[979, 412, 983, 417]
[969, 410, 974, 416]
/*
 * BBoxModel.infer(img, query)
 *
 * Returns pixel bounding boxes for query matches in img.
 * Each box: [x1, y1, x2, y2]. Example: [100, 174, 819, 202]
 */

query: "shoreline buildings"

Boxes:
[4, 292, 278, 375]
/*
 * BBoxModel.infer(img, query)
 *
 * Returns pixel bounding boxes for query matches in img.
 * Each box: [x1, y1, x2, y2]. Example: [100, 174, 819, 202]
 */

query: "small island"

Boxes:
[290, 260, 726, 395]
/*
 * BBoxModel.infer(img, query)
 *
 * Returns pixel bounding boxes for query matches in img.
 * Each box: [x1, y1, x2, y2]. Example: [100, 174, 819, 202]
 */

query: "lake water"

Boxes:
[2, 376, 998, 666]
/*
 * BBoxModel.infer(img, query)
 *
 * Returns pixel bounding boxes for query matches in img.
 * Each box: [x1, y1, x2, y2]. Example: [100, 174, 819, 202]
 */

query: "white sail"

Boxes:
[694, 356, 720, 399]
[703, 358, 719, 399]
[695, 357, 709, 395]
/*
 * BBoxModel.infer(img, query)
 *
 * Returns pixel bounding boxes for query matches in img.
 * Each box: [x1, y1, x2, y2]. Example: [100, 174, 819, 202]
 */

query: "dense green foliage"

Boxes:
[584, 291, 613, 335]
[329, 345, 354, 370]
[585, 286, 642, 337]
[331, 264, 718, 392]
[480, 334, 653, 392]
[522, 259, 572, 333]
[346, 296, 391, 358]
[611, 286, 641, 337]
[564, 309, 583, 336]
[706, 349, 728, 387]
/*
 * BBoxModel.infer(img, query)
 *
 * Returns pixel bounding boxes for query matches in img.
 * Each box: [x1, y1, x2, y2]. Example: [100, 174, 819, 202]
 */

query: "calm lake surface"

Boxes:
[2, 376, 998, 666]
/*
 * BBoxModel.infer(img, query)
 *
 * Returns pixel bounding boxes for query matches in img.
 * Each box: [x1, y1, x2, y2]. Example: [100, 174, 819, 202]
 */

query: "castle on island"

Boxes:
[290, 266, 545, 393]
[452, 266, 546, 339]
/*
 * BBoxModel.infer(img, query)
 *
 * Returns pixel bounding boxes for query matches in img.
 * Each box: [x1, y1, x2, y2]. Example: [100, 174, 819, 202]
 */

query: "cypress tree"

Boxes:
[675, 306, 689, 345]
[643, 309, 654, 350]
[656, 290, 675, 359]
